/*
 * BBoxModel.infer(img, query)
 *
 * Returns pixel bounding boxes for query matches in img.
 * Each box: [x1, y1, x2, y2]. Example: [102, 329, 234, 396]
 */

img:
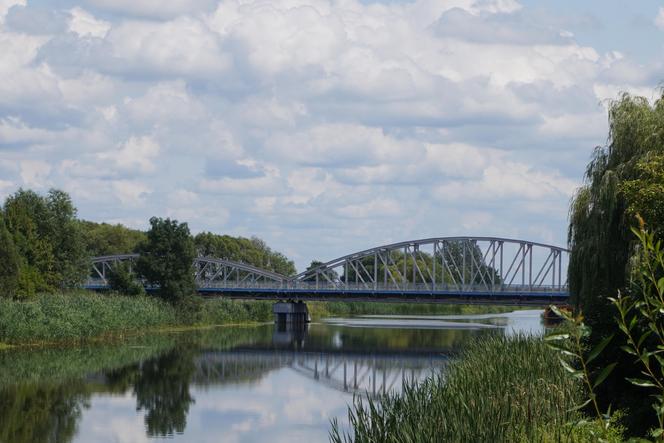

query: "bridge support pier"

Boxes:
[273, 301, 310, 325]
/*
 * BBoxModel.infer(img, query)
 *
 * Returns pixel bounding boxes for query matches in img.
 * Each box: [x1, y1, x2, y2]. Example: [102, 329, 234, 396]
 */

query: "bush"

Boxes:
[108, 262, 145, 296]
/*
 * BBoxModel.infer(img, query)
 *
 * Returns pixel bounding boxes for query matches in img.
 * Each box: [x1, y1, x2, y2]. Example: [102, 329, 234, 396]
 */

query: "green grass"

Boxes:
[0, 292, 526, 346]
[309, 301, 518, 319]
[0, 292, 274, 345]
[199, 298, 273, 324]
[331, 335, 624, 443]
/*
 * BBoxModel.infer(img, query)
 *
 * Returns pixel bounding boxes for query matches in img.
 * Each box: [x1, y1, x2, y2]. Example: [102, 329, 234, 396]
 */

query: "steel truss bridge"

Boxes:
[86, 236, 569, 304]
[192, 350, 446, 397]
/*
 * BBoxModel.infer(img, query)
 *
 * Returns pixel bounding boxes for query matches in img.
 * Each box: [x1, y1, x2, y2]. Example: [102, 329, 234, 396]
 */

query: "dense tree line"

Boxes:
[79, 220, 146, 257]
[568, 90, 664, 434]
[0, 189, 87, 298]
[194, 232, 295, 276]
[0, 189, 296, 301]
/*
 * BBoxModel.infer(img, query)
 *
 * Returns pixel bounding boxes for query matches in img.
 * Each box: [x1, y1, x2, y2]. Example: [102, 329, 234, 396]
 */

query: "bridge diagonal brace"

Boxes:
[377, 251, 401, 289]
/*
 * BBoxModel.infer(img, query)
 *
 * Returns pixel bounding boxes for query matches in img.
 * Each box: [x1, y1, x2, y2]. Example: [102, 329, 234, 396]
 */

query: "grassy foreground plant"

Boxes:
[331, 335, 623, 442]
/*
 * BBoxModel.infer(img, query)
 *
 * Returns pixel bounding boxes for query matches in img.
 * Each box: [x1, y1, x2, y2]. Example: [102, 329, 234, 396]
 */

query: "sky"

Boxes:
[1, 0, 663, 271]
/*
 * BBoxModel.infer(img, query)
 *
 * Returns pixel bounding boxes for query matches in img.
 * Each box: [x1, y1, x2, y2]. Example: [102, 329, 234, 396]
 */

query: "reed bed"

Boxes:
[331, 335, 623, 442]
[310, 301, 516, 319]
[199, 298, 273, 325]
[0, 292, 274, 345]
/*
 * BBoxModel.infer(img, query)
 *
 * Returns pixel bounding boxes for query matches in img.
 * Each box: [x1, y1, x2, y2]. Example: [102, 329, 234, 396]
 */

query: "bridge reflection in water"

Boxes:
[193, 324, 447, 398]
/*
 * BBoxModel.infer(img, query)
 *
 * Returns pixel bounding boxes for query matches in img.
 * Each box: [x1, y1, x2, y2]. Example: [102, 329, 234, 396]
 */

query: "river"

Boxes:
[0, 309, 545, 443]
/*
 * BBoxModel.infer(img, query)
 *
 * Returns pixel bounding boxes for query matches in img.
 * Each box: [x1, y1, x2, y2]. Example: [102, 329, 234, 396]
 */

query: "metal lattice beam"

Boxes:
[86, 236, 569, 298]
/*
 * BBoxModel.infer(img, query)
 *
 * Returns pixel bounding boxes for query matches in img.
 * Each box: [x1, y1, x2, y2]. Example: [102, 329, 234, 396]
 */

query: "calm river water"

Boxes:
[0, 309, 544, 443]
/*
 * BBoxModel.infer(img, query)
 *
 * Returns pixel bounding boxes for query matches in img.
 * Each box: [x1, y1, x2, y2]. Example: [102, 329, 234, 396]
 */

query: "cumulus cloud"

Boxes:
[82, 0, 217, 19]
[656, 7, 664, 30]
[19, 160, 51, 188]
[0, 0, 24, 23]
[0, 0, 659, 269]
[98, 136, 160, 174]
[68, 7, 110, 38]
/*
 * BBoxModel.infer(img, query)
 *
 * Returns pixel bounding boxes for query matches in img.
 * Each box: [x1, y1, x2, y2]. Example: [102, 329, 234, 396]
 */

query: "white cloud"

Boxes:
[68, 7, 110, 38]
[106, 17, 231, 78]
[435, 161, 578, 201]
[98, 136, 160, 174]
[0, 0, 24, 24]
[0, 0, 659, 270]
[82, 0, 216, 19]
[336, 198, 402, 219]
[0, 117, 53, 145]
[655, 7, 664, 30]
[112, 180, 151, 206]
[19, 160, 51, 188]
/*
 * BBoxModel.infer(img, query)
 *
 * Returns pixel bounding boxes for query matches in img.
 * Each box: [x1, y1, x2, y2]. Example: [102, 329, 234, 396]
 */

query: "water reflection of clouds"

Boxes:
[77, 393, 151, 443]
[70, 311, 540, 442]
[347, 309, 545, 336]
[324, 317, 500, 330]
[74, 368, 350, 443]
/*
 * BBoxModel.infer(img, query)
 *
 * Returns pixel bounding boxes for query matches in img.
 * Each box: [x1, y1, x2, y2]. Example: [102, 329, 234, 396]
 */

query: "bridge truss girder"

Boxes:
[87, 236, 568, 297]
[87, 255, 286, 288]
[292, 237, 568, 294]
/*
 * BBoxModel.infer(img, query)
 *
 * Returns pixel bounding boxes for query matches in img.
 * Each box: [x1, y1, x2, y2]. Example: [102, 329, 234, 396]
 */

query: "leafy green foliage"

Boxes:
[331, 335, 624, 442]
[545, 307, 617, 440]
[0, 216, 20, 299]
[610, 224, 664, 439]
[79, 220, 146, 256]
[107, 262, 145, 296]
[621, 153, 664, 241]
[194, 232, 295, 276]
[45, 189, 87, 288]
[136, 217, 196, 304]
[1, 189, 87, 296]
[567, 90, 664, 435]
[568, 91, 664, 331]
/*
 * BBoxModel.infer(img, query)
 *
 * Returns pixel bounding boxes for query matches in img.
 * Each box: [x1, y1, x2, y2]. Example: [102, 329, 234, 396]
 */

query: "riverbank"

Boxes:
[331, 334, 624, 442]
[0, 291, 521, 347]
[0, 291, 275, 346]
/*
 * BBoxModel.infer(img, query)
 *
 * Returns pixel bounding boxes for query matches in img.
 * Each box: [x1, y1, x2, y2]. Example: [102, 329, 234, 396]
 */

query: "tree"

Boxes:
[193, 232, 296, 276]
[569, 91, 664, 332]
[620, 152, 664, 240]
[3, 189, 56, 293]
[302, 260, 339, 282]
[45, 189, 87, 288]
[0, 215, 20, 298]
[108, 262, 145, 296]
[136, 217, 196, 304]
[568, 90, 664, 435]
[79, 220, 146, 257]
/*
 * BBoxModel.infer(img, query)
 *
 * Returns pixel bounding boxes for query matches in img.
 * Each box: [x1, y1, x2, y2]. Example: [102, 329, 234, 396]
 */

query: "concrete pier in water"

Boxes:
[273, 301, 310, 324]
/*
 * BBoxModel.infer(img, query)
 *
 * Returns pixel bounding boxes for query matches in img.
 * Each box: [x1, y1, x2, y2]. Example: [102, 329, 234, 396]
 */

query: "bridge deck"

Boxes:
[198, 288, 568, 305]
[85, 284, 568, 305]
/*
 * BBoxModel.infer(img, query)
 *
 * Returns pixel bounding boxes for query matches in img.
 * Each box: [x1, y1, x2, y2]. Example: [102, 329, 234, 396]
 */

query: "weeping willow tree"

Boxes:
[569, 91, 664, 332]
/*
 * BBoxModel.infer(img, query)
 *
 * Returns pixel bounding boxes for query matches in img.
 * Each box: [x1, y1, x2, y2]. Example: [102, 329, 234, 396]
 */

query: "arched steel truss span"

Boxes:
[291, 236, 568, 298]
[86, 236, 569, 302]
[88, 254, 287, 288]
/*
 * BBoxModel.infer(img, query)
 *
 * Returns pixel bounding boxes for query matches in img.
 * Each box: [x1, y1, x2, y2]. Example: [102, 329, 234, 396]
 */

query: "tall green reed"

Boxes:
[331, 335, 623, 442]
